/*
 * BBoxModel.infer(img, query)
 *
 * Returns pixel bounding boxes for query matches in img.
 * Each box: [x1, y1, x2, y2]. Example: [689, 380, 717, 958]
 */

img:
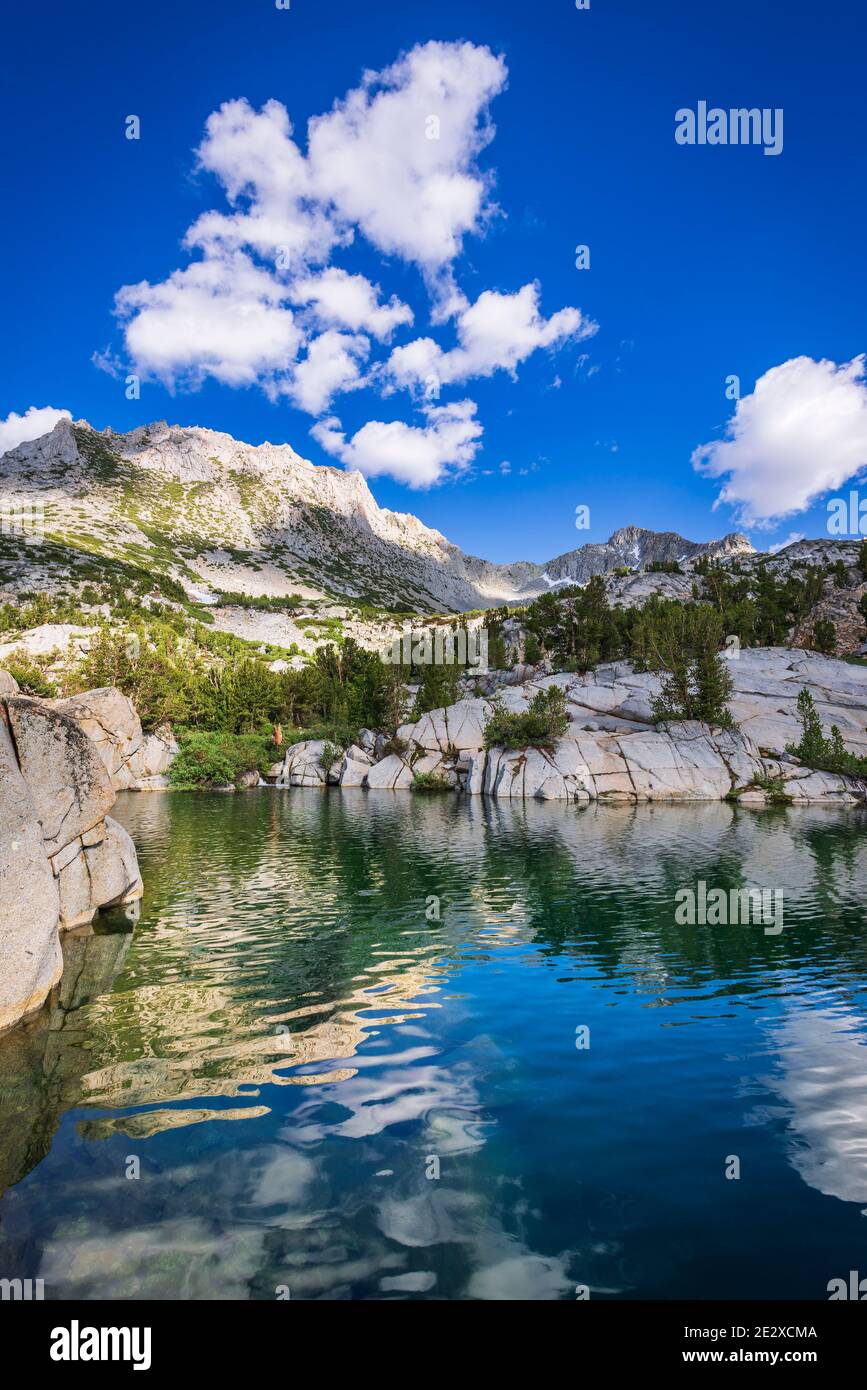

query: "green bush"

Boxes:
[742, 772, 793, 806]
[379, 734, 409, 759]
[4, 656, 58, 697]
[411, 771, 452, 793]
[0, 594, 88, 632]
[483, 686, 570, 750]
[319, 741, 341, 771]
[167, 731, 274, 789]
[812, 617, 836, 654]
[786, 689, 867, 778]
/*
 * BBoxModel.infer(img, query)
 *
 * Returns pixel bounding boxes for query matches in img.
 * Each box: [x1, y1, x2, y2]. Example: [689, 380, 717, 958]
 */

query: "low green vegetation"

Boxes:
[3, 655, 58, 697]
[0, 593, 90, 630]
[411, 770, 452, 793]
[167, 730, 275, 789]
[319, 741, 341, 772]
[726, 772, 793, 806]
[483, 687, 570, 750]
[214, 591, 304, 612]
[787, 689, 867, 778]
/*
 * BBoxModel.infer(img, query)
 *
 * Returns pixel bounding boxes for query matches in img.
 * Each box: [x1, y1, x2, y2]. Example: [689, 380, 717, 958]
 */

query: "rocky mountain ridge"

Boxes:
[1, 417, 754, 613]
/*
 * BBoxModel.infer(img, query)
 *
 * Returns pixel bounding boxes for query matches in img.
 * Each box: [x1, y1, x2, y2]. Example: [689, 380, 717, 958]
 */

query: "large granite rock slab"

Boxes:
[277, 739, 342, 787]
[84, 816, 144, 908]
[338, 744, 373, 787]
[51, 687, 179, 789]
[51, 687, 143, 787]
[397, 697, 492, 754]
[5, 697, 114, 856]
[366, 753, 414, 790]
[132, 728, 179, 781]
[0, 691, 145, 1033]
[0, 718, 62, 1032]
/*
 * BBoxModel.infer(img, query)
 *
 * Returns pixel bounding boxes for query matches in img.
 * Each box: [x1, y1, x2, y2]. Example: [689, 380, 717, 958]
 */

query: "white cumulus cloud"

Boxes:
[286, 330, 370, 415]
[103, 41, 597, 486]
[290, 267, 412, 339]
[115, 252, 302, 392]
[0, 405, 71, 455]
[385, 282, 596, 392]
[307, 41, 506, 278]
[112, 43, 509, 397]
[186, 97, 339, 267]
[311, 399, 482, 488]
[693, 355, 867, 525]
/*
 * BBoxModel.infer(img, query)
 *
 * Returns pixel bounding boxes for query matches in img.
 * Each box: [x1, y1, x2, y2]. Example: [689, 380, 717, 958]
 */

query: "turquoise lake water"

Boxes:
[1, 789, 866, 1300]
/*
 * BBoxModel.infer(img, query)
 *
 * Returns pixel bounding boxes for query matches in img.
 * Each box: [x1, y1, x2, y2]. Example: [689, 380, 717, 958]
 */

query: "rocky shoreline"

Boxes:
[0, 674, 145, 1034]
[272, 648, 867, 806]
[2, 645, 866, 1036]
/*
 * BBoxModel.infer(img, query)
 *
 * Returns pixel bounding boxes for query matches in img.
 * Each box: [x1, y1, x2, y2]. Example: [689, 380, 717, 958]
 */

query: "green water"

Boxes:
[1, 789, 866, 1299]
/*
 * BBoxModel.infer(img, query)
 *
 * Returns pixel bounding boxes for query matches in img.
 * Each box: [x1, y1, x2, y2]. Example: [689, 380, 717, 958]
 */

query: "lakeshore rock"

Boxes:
[51, 688, 178, 790]
[338, 744, 374, 787]
[5, 697, 115, 856]
[366, 752, 414, 790]
[0, 681, 144, 1033]
[277, 739, 341, 787]
[0, 718, 62, 1033]
[380, 648, 867, 804]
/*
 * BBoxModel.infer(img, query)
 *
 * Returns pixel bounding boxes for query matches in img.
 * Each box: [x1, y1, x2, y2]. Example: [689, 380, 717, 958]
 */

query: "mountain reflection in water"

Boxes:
[0, 790, 866, 1299]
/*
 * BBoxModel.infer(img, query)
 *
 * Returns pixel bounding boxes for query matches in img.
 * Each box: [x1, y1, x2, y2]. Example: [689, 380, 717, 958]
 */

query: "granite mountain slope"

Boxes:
[1, 417, 753, 613]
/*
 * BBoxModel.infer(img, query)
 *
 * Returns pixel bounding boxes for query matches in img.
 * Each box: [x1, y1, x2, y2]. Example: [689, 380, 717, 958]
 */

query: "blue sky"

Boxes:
[1, 0, 865, 563]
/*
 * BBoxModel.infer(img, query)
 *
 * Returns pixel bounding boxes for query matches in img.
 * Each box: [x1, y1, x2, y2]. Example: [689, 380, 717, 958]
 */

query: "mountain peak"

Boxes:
[2, 417, 759, 612]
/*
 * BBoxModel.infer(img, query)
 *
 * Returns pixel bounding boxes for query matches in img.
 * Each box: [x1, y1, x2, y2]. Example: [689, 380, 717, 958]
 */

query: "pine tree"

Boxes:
[812, 618, 836, 654]
[793, 688, 825, 765]
[693, 648, 734, 727]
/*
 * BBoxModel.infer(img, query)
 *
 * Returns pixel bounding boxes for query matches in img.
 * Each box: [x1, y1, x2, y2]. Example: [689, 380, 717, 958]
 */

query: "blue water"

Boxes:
[1, 790, 866, 1299]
